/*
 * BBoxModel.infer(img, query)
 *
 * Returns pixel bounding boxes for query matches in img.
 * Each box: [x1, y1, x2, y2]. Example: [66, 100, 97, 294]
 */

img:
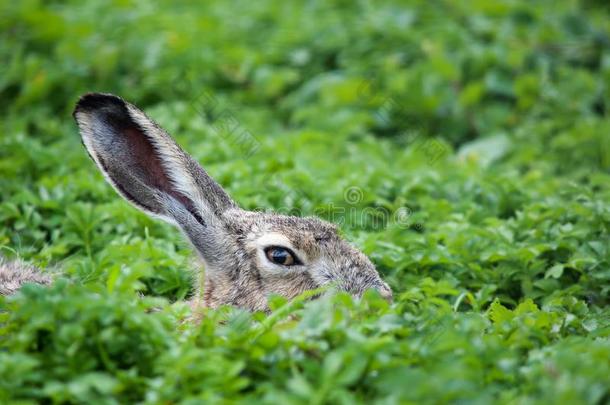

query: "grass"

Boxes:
[1, 0, 609, 403]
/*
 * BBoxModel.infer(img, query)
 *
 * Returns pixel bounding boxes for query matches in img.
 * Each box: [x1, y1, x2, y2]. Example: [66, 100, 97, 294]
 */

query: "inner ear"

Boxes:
[122, 126, 205, 225]
[125, 127, 170, 191]
[124, 127, 191, 208]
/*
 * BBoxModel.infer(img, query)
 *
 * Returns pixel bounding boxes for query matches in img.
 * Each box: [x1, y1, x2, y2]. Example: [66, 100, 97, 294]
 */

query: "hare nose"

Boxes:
[378, 284, 393, 302]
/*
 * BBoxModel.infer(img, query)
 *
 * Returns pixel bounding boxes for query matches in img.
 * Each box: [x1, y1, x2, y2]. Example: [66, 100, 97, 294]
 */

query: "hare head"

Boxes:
[73, 93, 391, 311]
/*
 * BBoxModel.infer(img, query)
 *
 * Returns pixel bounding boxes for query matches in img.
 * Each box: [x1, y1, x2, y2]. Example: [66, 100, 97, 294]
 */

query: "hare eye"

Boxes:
[264, 246, 300, 266]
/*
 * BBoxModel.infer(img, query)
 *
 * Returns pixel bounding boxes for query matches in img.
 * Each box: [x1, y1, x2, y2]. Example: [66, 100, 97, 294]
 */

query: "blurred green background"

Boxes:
[1, 0, 610, 403]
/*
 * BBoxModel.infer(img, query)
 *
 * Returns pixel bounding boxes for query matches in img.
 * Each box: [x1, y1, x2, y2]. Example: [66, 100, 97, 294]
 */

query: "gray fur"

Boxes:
[0, 257, 51, 295]
[0, 93, 392, 311]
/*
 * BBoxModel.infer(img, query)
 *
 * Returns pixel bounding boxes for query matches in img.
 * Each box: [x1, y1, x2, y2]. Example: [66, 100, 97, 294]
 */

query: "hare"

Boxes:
[0, 93, 391, 311]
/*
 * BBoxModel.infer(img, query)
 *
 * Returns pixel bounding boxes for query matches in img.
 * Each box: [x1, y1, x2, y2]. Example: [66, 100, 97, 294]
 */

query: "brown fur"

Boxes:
[0, 93, 392, 313]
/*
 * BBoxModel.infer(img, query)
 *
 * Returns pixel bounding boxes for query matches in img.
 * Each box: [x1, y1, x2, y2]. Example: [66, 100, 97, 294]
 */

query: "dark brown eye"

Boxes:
[264, 246, 300, 266]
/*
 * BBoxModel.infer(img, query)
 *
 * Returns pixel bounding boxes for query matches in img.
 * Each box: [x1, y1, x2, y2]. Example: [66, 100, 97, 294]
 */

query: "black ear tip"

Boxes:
[73, 93, 126, 117]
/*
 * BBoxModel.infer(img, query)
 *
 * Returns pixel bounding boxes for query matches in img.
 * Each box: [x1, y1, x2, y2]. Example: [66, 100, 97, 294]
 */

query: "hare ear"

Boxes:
[73, 93, 237, 260]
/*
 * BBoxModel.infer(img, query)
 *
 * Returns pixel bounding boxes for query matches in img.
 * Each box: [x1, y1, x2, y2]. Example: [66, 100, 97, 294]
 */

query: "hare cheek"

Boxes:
[261, 272, 318, 299]
[309, 264, 336, 287]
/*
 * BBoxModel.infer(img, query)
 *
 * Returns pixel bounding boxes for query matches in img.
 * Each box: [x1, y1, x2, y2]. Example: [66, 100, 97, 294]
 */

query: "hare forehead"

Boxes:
[230, 211, 337, 250]
[262, 271, 318, 295]
[244, 226, 320, 254]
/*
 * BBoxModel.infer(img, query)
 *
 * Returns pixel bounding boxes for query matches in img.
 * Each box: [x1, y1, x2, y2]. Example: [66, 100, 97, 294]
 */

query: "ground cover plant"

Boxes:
[1, 0, 609, 403]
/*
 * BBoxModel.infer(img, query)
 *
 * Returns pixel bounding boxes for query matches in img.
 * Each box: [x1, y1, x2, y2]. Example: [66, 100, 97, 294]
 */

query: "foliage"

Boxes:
[1, 0, 609, 403]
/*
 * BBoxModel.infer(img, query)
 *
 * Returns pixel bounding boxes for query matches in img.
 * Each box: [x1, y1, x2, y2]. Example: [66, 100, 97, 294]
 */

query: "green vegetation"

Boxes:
[1, 0, 609, 403]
